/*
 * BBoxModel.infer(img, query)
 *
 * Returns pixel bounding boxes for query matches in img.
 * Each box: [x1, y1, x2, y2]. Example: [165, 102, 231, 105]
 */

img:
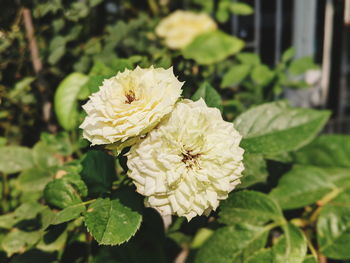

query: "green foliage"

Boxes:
[0, 146, 34, 174]
[234, 101, 330, 154]
[0, 1, 347, 262]
[80, 150, 116, 195]
[84, 189, 142, 245]
[192, 82, 222, 111]
[182, 31, 244, 64]
[54, 73, 88, 131]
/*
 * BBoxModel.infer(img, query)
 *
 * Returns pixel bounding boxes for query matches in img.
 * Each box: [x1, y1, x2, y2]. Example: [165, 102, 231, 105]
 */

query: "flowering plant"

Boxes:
[0, 1, 348, 263]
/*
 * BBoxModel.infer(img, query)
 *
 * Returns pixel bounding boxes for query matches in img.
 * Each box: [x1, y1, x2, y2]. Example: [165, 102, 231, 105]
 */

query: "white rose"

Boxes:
[127, 99, 244, 220]
[156, 10, 217, 50]
[80, 66, 183, 146]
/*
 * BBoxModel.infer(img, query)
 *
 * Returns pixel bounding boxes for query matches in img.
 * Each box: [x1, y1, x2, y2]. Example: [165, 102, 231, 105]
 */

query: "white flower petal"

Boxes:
[127, 99, 244, 220]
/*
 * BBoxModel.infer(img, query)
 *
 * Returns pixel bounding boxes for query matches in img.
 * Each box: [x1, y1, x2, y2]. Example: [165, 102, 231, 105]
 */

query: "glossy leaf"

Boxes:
[269, 166, 335, 210]
[233, 101, 330, 154]
[219, 190, 283, 226]
[317, 189, 350, 259]
[293, 135, 350, 168]
[194, 223, 269, 263]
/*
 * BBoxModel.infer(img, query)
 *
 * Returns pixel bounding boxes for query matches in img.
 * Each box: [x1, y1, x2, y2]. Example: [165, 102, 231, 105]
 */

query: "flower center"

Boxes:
[182, 150, 201, 169]
[125, 90, 136, 104]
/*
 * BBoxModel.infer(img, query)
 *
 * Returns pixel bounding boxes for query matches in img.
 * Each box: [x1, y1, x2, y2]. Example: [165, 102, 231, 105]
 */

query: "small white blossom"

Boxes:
[156, 10, 217, 49]
[80, 66, 183, 146]
[127, 99, 244, 220]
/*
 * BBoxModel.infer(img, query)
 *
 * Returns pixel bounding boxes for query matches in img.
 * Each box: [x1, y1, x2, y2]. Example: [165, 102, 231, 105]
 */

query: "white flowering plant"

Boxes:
[0, 1, 349, 263]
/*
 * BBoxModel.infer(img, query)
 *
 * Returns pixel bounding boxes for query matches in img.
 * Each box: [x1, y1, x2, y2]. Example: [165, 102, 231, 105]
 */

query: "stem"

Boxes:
[81, 199, 96, 206]
[305, 234, 318, 259]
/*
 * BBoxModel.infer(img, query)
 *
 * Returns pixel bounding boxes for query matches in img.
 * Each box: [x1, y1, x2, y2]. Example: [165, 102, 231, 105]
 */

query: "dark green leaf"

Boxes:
[293, 135, 350, 168]
[81, 150, 116, 195]
[194, 224, 269, 263]
[269, 166, 335, 210]
[234, 101, 330, 154]
[52, 204, 86, 225]
[239, 154, 268, 188]
[219, 190, 283, 226]
[182, 31, 244, 65]
[317, 189, 350, 259]
[84, 189, 142, 245]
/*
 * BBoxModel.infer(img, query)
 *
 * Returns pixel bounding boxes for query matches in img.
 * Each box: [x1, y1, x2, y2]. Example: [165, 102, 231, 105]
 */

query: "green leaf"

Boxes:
[317, 189, 350, 259]
[0, 146, 34, 174]
[221, 64, 251, 88]
[182, 31, 244, 65]
[48, 36, 66, 65]
[282, 48, 295, 63]
[54, 72, 88, 130]
[36, 226, 68, 252]
[194, 223, 270, 263]
[52, 204, 86, 225]
[191, 228, 214, 249]
[80, 75, 106, 95]
[233, 101, 330, 154]
[191, 82, 222, 111]
[247, 224, 307, 263]
[289, 57, 317, 75]
[84, 189, 142, 245]
[293, 135, 350, 168]
[44, 178, 82, 209]
[32, 142, 59, 168]
[229, 2, 254, 15]
[236, 52, 261, 65]
[0, 202, 46, 229]
[269, 166, 337, 210]
[2, 230, 41, 257]
[17, 168, 54, 192]
[239, 154, 268, 188]
[303, 255, 317, 263]
[219, 190, 283, 226]
[81, 150, 116, 195]
[40, 132, 73, 156]
[251, 65, 274, 86]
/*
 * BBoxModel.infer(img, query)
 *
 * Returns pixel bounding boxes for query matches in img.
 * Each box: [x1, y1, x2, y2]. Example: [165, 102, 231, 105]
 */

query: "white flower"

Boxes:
[127, 99, 244, 220]
[80, 66, 183, 146]
[156, 10, 217, 49]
